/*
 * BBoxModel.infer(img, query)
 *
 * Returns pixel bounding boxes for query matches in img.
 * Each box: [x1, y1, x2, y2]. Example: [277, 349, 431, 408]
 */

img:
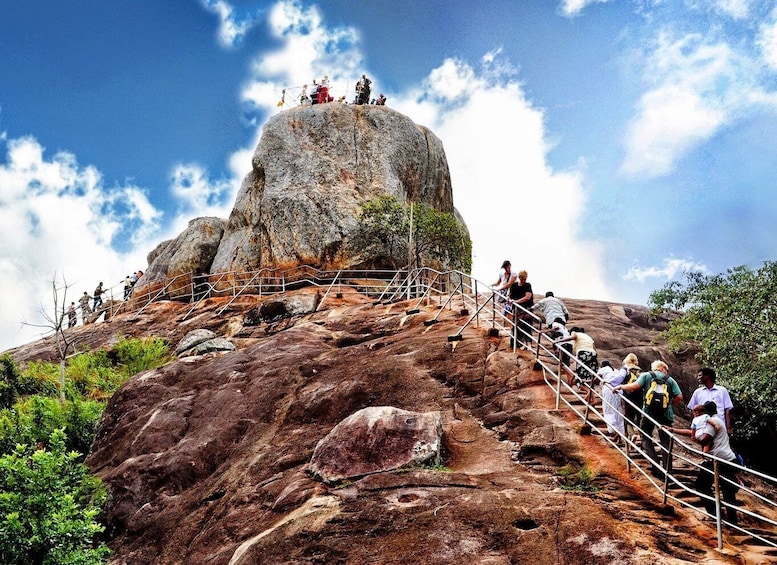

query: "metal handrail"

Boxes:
[533, 333, 777, 551]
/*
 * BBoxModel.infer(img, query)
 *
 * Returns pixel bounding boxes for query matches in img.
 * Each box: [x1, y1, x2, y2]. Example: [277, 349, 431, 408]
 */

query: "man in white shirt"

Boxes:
[687, 367, 734, 434]
[693, 401, 739, 524]
[531, 291, 569, 328]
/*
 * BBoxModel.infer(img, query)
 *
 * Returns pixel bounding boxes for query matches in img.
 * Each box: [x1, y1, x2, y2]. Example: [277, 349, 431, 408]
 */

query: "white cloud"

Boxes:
[560, 0, 613, 17]
[200, 0, 261, 48]
[624, 257, 709, 283]
[621, 31, 759, 178]
[241, 0, 364, 115]
[686, 0, 751, 20]
[390, 57, 611, 301]
[0, 136, 161, 351]
[170, 162, 234, 213]
[757, 9, 777, 70]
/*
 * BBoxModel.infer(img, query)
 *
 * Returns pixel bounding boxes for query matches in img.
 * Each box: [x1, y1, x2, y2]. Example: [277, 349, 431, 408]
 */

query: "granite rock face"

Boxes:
[143, 104, 461, 284]
[210, 104, 456, 274]
[8, 292, 740, 565]
[308, 406, 443, 484]
[138, 217, 226, 290]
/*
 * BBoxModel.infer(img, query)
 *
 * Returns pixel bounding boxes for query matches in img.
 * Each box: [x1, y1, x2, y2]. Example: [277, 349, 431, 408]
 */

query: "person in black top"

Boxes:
[509, 270, 533, 349]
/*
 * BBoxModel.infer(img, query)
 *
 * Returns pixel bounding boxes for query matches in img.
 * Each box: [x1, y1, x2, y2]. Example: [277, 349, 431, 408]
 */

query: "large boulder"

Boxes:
[210, 103, 458, 273]
[138, 217, 226, 290]
[308, 406, 443, 484]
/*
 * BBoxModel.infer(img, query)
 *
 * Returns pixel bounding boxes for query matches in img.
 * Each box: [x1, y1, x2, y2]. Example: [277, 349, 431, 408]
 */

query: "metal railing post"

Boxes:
[714, 459, 723, 549]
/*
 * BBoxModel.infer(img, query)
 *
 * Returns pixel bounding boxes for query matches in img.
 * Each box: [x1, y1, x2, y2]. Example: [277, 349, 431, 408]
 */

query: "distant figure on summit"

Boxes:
[79, 291, 91, 323]
[355, 74, 371, 105]
[67, 302, 77, 328]
[123, 275, 132, 300]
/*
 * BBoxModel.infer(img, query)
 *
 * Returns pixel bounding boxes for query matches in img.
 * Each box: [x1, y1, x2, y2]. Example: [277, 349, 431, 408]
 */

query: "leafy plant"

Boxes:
[0, 428, 110, 564]
[112, 335, 172, 378]
[350, 195, 472, 272]
[0, 355, 21, 410]
[648, 262, 777, 443]
[0, 396, 103, 458]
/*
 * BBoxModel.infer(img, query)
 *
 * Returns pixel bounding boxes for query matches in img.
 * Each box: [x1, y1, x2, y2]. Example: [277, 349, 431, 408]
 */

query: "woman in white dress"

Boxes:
[598, 360, 626, 439]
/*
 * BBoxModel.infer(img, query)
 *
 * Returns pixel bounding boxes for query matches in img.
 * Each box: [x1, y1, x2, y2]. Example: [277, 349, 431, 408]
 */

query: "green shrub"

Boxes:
[113, 336, 172, 378]
[0, 355, 21, 410]
[17, 361, 59, 399]
[0, 428, 110, 564]
[65, 350, 121, 401]
[0, 397, 103, 458]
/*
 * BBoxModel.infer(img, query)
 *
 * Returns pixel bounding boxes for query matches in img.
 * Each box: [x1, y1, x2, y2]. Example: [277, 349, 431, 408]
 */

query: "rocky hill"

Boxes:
[139, 104, 461, 290]
[9, 289, 760, 564]
[6, 103, 768, 564]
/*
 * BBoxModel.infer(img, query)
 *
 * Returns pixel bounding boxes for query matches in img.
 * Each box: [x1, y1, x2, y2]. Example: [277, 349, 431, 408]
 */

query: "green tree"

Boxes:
[648, 262, 777, 442]
[0, 355, 22, 410]
[0, 429, 110, 564]
[350, 195, 472, 272]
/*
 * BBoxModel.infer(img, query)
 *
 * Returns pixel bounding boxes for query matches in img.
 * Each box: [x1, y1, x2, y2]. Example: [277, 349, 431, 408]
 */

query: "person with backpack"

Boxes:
[614, 360, 684, 477]
[614, 353, 643, 441]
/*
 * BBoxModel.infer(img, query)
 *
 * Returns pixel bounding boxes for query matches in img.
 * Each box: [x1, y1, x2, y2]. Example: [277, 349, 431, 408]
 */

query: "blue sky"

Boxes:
[2, 0, 777, 351]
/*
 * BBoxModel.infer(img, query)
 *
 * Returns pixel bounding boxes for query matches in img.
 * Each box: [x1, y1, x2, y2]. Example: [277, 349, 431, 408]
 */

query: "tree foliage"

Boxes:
[0, 429, 110, 564]
[350, 195, 472, 272]
[648, 262, 777, 442]
[0, 336, 173, 564]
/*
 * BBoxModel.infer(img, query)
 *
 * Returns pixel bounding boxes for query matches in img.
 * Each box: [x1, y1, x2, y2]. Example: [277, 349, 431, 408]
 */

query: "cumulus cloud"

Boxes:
[389, 56, 610, 301]
[757, 8, 777, 70]
[621, 31, 759, 178]
[560, 0, 613, 17]
[241, 0, 364, 115]
[170, 163, 234, 213]
[624, 257, 709, 283]
[200, 0, 262, 48]
[0, 136, 161, 350]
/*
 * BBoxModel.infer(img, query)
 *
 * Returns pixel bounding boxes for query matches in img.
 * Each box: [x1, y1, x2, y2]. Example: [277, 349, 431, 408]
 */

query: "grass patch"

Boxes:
[557, 464, 599, 492]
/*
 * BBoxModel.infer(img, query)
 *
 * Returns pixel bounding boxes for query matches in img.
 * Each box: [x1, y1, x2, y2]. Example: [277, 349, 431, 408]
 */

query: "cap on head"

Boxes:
[545, 291, 554, 297]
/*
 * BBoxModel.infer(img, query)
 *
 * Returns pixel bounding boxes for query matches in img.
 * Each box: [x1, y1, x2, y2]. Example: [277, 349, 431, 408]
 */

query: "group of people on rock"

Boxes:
[299, 76, 334, 106]
[491, 258, 741, 525]
[295, 74, 387, 107]
[66, 270, 143, 328]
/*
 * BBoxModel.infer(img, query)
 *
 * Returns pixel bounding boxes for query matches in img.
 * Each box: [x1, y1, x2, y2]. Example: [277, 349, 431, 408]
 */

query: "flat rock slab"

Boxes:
[309, 406, 443, 484]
